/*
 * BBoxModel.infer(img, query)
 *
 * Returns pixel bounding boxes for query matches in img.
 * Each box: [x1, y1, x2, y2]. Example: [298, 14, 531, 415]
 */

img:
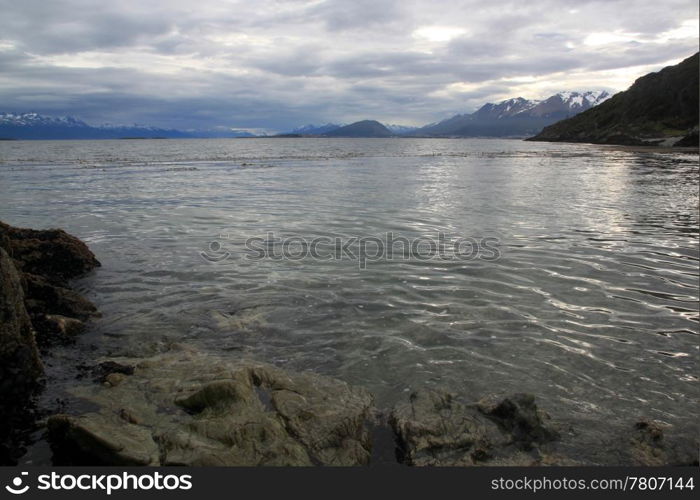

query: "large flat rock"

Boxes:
[48, 346, 375, 466]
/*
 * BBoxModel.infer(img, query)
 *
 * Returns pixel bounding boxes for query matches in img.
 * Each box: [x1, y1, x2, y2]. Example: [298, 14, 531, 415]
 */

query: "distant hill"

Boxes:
[528, 53, 699, 146]
[410, 91, 611, 138]
[323, 120, 393, 137]
[0, 112, 255, 140]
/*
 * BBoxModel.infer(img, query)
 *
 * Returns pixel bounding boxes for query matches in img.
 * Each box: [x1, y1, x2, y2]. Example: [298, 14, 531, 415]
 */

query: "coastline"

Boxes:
[595, 144, 699, 154]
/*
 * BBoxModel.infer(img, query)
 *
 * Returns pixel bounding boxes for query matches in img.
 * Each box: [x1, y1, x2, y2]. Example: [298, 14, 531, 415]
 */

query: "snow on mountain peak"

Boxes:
[553, 90, 611, 108]
[0, 112, 88, 127]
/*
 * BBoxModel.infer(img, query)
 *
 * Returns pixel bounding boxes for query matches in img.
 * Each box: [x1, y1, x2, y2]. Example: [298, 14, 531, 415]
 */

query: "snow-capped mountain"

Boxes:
[557, 90, 611, 108]
[524, 91, 611, 118]
[409, 90, 613, 137]
[472, 91, 611, 121]
[473, 97, 540, 120]
[0, 112, 254, 139]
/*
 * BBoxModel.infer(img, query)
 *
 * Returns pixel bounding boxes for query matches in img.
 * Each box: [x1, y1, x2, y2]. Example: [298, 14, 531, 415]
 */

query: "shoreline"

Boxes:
[1, 221, 698, 466]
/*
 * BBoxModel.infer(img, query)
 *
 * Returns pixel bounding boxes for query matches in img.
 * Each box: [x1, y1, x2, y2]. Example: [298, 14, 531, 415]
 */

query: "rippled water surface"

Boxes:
[1, 138, 698, 444]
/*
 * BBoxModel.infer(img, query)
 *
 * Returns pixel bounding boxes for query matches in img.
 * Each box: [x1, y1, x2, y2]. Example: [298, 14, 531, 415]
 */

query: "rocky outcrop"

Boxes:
[48, 347, 375, 466]
[0, 220, 99, 464]
[673, 126, 699, 147]
[0, 248, 44, 463]
[0, 221, 100, 347]
[0, 248, 44, 409]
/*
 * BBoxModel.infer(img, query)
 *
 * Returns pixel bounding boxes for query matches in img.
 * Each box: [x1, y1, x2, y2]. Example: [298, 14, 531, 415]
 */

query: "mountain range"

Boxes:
[279, 91, 611, 138]
[529, 53, 699, 147]
[9, 85, 689, 141]
[406, 91, 611, 138]
[0, 113, 255, 140]
[1, 89, 611, 140]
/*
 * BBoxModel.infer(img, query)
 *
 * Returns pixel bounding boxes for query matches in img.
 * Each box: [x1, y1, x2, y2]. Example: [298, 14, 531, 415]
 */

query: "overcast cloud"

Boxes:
[0, 0, 697, 131]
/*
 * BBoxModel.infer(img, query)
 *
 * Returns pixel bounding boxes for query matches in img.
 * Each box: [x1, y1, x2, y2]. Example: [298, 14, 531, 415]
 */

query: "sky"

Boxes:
[0, 0, 697, 133]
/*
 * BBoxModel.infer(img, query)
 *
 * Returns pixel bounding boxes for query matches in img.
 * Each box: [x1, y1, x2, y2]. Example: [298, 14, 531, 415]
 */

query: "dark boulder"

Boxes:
[0, 220, 100, 285]
[0, 221, 100, 463]
[673, 127, 699, 147]
[23, 273, 98, 321]
[0, 248, 44, 400]
[0, 221, 99, 346]
[0, 248, 44, 463]
[476, 393, 559, 449]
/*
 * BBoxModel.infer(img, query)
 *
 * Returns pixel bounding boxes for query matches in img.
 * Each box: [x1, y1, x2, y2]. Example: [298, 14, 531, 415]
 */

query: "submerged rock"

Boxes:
[628, 420, 699, 466]
[390, 389, 562, 466]
[92, 361, 135, 384]
[48, 347, 375, 466]
[390, 390, 698, 466]
[476, 393, 559, 449]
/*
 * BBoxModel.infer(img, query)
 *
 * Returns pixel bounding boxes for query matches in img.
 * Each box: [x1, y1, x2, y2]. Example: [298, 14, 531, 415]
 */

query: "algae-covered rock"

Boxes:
[48, 347, 374, 466]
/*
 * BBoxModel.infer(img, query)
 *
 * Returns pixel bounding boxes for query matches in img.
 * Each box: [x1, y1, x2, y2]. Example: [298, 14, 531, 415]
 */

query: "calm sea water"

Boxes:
[1, 138, 698, 454]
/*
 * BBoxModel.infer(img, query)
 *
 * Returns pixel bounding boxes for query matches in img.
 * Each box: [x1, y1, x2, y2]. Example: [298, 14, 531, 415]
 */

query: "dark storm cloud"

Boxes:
[305, 0, 407, 31]
[0, 0, 697, 130]
[0, 1, 175, 54]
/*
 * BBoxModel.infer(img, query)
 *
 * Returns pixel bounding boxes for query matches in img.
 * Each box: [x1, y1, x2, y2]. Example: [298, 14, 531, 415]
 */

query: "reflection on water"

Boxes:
[1, 138, 698, 441]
